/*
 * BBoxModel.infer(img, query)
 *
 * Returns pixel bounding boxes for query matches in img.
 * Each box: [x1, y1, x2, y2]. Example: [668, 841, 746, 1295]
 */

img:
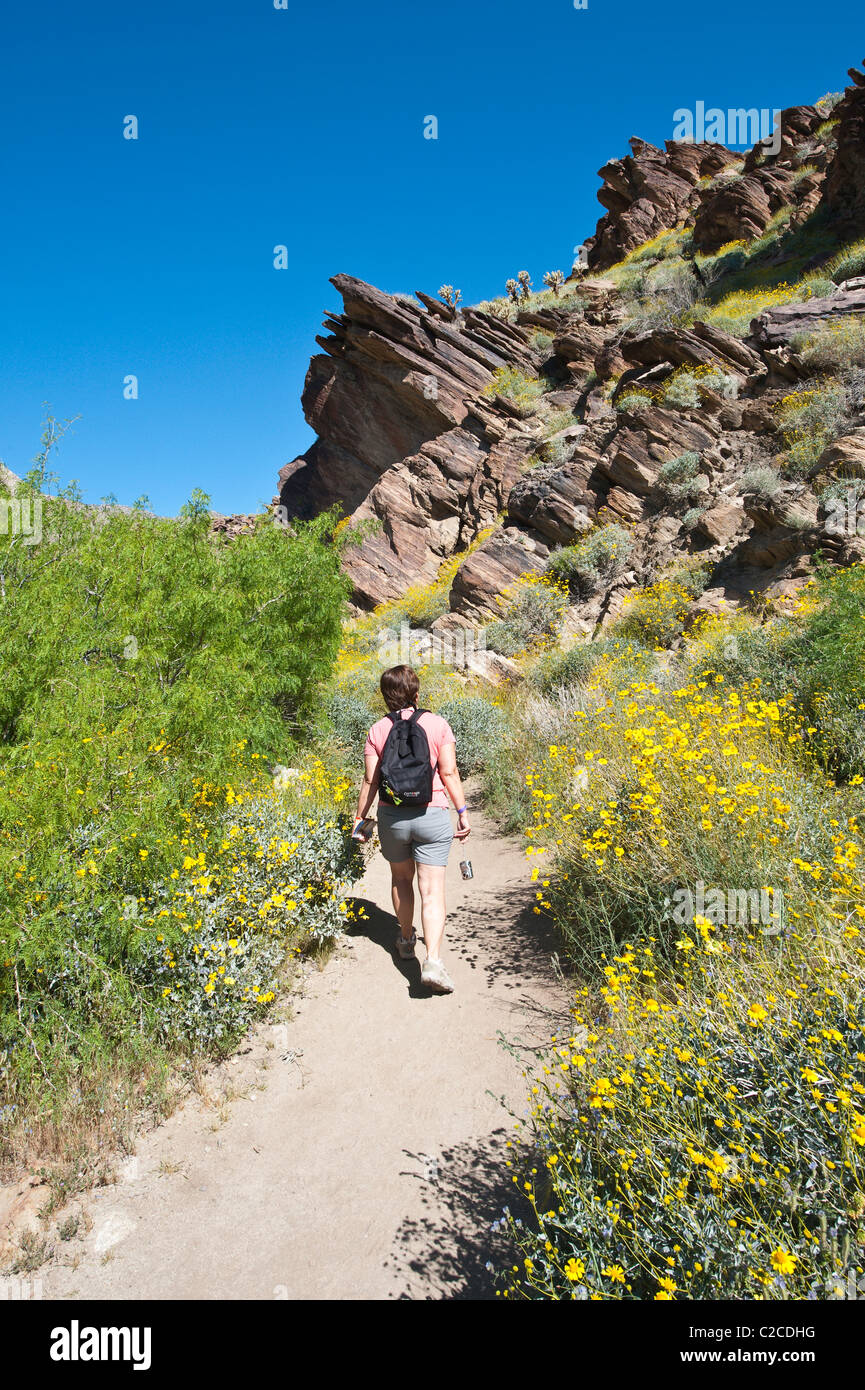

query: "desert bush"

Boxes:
[482, 366, 545, 417]
[532, 642, 607, 692]
[502, 576, 865, 1301]
[776, 382, 850, 477]
[327, 691, 375, 755]
[656, 451, 704, 504]
[828, 239, 865, 285]
[502, 945, 865, 1300]
[129, 775, 364, 1050]
[615, 390, 653, 413]
[661, 366, 739, 411]
[790, 564, 865, 780]
[738, 465, 783, 499]
[796, 317, 865, 374]
[485, 578, 566, 656]
[437, 695, 507, 776]
[615, 572, 702, 648]
[546, 525, 633, 600]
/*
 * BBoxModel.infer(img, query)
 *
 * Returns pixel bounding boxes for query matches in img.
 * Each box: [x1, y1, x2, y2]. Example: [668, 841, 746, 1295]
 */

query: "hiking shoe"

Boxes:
[422, 958, 454, 994]
[395, 931, 417, 959]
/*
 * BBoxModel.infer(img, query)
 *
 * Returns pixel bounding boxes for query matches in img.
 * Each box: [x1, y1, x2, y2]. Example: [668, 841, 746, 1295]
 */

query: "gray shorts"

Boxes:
[377, 805, 454, 866]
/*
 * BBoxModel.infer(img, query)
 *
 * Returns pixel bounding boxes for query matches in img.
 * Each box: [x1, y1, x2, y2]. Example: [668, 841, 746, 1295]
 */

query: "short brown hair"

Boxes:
[380, 664, 420, 712]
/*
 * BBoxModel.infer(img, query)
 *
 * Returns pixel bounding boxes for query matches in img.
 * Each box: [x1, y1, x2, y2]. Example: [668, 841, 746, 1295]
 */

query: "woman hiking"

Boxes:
[352, 664, 470, 994]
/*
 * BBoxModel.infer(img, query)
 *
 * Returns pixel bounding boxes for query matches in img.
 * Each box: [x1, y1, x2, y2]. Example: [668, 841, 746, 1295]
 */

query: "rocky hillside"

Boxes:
[277, 58, 865, 637]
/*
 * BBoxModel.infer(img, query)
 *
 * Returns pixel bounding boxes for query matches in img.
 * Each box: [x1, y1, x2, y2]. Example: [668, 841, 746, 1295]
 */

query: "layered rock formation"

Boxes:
[585, 67, 865, 267]
[822, 61, 865, 234]
[583, 138, 739, 267]
[278, 275, 544, 606]
[275, 59, 865, 634]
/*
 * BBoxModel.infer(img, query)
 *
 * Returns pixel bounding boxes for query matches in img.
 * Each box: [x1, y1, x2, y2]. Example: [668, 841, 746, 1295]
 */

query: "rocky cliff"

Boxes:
[277, 58, 865, 635]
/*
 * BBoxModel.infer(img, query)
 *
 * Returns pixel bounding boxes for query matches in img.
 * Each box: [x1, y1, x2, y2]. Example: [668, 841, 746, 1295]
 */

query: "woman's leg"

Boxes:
[390, 859, 416, 938]
[416, 863, 447, 960]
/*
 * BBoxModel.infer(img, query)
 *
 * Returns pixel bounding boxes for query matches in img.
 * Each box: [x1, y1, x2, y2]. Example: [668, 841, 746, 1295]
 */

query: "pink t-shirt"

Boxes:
[364, 708, 455, 809]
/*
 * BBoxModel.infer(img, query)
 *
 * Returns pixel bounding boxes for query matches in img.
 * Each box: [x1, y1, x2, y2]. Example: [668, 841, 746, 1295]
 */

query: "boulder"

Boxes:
[278, 275, 537, 605]
[695, 500, 747, 545]
[506, 452, 601, 544]
[449, 528, 550, 618]
[749, 285, 865, 349]
[809, 428, 865, 483]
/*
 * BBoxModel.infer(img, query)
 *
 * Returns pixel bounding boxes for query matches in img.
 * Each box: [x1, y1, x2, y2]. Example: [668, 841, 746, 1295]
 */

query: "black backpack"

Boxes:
[378, 708, 434, 808]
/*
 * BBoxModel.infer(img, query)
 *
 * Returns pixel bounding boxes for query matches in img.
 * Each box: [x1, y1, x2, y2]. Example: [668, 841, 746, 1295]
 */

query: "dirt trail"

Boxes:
[43, 808, 568, 1301]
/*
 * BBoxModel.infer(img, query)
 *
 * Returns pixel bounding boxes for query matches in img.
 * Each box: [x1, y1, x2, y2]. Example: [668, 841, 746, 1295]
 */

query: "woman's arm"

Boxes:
[438, 742, 470, 840]
[353, 752, 381, 825]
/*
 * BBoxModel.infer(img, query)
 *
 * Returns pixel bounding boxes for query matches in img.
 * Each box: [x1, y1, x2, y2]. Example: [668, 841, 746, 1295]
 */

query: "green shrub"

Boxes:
[485, 581, 564, 656]
[791, 563, 865, 779]
[738, 465, 783, 499]
[0, 437, 351, 1166]
[482, 367, 545, 417]
[656, 451, 704, 505]
[533, 642, 606, 692]
[776, 382, 850, 477]
[828, 239, 865, 285]
[662, 373, 702, 409]
[547, 525, 633, 599]
[484, 621, 524, 658]
[129, 791, 364, 1050]
[502, 951, 865, 1300]
[327, 691, 375, 754]
[796, 317, 865, 374]
[661, 367, 739, 411]
[437, 696, 507, 776]
[615, 390, 653, 413]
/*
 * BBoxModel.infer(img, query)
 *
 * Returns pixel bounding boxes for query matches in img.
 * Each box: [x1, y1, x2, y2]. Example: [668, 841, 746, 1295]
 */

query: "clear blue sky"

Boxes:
[0, 1, 859, 515]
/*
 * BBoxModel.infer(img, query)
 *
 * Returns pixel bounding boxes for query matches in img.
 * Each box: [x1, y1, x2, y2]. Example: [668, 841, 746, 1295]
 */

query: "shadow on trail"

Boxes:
[383, 1128, 535, 1300]
[450, 884, 565, 990]
[347, 897, 432, 999]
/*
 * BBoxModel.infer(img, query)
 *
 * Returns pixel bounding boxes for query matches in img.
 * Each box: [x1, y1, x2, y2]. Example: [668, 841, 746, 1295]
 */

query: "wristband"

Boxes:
[456, 805, 467, 815]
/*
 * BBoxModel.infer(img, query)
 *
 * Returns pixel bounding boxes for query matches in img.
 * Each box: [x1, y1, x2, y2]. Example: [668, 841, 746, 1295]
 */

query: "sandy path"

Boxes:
[42, 808, 568, 1301]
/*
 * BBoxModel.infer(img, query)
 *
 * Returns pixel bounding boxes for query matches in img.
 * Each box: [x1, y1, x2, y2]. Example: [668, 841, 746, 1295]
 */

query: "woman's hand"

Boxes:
[455, 810, 471, 841]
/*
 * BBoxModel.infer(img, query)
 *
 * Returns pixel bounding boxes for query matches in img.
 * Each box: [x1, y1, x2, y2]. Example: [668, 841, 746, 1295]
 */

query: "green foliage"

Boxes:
[503, 954, 865, 1300]
[546, 525, 633, 599]
[795, 316, 865, 374]
[436, 696, 507, 776]
[828, 239, 865, 285]
[482, 367, 545, 417]
[615, 390, 653, 414]
[776, 382, 850, 477]
[0, 436, 352, 1167]
[130, 793, 363, 1052]
[532, 641, 608, 692]
[790, 565, 865, 780]
[327, 690, 375, 756]
[485, 580, 564, 656]
[661, 367, 739, 411]
[738, 465, 783, 499]
[656, 451, 703, 504]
